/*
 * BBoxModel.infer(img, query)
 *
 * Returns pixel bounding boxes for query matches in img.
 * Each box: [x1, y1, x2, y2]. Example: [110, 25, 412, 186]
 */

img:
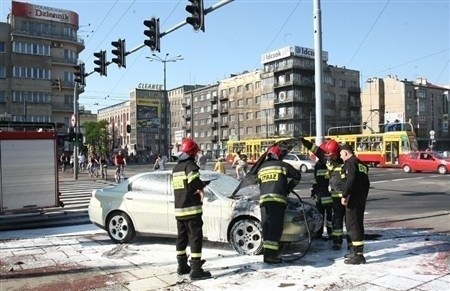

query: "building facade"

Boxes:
[0, 1, 84, 138]
[361, 75, 450, 149]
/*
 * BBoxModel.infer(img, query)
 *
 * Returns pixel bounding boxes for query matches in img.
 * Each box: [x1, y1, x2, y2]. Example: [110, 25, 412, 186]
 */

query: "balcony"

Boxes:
[221, 121, 228, 127]
[220, 107, 229, 114]
[211, 135, 218, 142]
[52, 102, 73, 112]
[274, 113, 294, 120]
[274, 95, 314, 105]
[348, 86, 361, 93]
[182, 114, 191, 120]
[211, 96, 218, 104]
[210, 109, 218, 116]
[182, 102, 191, 109]
[11, 28, 85, 46]
[211, 122, 218, 129]
[219, 94, 228, 101]
[274, 79, 315, 89]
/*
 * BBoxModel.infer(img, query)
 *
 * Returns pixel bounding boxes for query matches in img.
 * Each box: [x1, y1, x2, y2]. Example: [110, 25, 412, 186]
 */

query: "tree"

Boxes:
[83, 120, 110, 157]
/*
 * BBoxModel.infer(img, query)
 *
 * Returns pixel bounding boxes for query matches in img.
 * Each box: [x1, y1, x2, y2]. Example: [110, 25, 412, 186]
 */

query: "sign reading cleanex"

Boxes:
[137, 83, 163, 90]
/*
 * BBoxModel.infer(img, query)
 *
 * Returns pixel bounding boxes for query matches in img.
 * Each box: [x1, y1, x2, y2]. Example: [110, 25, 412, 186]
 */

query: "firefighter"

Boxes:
[172, 138, 211, 280]
[311, 149, 333, 240]
[340, 144, 370, 264]
[257, 145, 301, 264]
[300, 137, 349, 250]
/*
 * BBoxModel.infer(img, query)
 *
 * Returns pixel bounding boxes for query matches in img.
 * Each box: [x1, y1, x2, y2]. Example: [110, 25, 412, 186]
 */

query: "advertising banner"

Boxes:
[136, 98, 160, 134]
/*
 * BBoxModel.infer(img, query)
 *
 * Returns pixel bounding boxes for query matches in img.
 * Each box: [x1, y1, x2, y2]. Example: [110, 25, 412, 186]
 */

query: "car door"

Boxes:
[124, 173, 170, 233]
[420, 153, 437, 172]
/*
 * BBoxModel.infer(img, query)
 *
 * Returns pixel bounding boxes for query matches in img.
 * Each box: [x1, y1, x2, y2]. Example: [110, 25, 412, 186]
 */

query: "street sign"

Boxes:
[71, 114, 76, 127]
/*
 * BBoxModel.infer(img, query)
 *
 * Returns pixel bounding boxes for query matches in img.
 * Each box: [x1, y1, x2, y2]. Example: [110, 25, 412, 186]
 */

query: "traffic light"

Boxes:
[53, 78, 62, 91]
[143, 17, 160, 52]
[94, 50, 107, 76]
[186, 0, 205, 32]
[74, 63, 86, 86]
[111, 39, 126, 68]
[68, 131, 76, 143]
[77, 133, 83, 144]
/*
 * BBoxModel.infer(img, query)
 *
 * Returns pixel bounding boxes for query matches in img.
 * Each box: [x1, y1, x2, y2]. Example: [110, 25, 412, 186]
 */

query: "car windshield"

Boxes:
[295, 154, 310, 160]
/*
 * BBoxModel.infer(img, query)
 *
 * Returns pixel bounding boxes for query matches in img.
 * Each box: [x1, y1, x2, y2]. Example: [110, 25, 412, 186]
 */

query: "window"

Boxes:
[131, 174, 167, 194]
[0, 67, 5, 78]
[0, 42, 5, 53]
[0, 91, 5, 102]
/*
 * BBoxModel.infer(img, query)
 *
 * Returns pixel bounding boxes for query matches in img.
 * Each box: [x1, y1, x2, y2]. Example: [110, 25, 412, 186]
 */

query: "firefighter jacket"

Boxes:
[301, 137, 345, 198]
[257, 159, 301, 206]
[172, 157, 205, 220]
[342, 155, 370, 200]
[312, 160, 332, 205]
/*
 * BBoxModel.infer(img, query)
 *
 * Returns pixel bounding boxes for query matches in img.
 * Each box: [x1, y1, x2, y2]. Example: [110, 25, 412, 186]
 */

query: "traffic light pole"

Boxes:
[73, 82, 79, 180]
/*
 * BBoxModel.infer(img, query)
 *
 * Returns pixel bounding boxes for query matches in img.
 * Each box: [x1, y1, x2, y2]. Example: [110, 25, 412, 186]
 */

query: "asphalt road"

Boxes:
[0, 162, 449, 233]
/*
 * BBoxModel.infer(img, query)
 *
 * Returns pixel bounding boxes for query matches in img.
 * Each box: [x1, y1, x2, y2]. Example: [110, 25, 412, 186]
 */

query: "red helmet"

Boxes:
[325, 140, 340, 156]
[180, 138, 200, 157]
[267, 145, 282, 160]
[319, 142, 328, 152]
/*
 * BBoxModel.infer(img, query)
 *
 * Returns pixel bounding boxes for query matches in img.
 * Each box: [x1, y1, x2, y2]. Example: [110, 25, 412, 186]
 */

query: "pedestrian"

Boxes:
[340, 144, 370, 264]
[311, 154, 333, 240]
[300, 137, 348, 251]
[213, 157, 226, 174]
[257, 145, 301, 264]
[153, 154, 166, 171]
[197, 150, 208, 170]
[172, 138, 211, 280]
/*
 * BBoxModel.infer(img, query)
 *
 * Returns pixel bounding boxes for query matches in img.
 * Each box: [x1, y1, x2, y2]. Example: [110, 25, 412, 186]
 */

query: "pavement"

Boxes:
[0, 214, 449, 291]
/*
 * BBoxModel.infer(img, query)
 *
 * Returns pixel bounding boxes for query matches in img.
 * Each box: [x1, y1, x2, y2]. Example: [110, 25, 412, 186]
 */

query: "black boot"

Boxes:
[190, 259, 211, 280]
[344, 246, 366, 264]
[263, 249, 282, 264]
[177, 255, 190, 275]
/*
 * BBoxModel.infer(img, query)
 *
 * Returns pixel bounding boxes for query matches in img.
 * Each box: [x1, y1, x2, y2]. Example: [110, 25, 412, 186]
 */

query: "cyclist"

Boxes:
[89, 154, 99, 177]
[114, 151, 126, 179]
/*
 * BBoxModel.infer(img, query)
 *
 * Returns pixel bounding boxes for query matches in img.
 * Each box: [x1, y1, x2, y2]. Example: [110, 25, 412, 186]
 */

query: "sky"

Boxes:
[1, 0, 449, 114]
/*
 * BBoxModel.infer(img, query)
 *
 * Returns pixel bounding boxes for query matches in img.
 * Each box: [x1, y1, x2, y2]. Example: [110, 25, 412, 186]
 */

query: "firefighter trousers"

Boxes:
[345, 191, 369, 250]
[316, 200, 333, 236]
[331, 197, 346, 245]
[260, 203, 286, 252]
[176, 215, 204, 259]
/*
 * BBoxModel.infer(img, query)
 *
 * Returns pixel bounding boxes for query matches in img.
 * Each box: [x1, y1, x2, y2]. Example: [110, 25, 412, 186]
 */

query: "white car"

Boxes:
[283, 153, 316, 173]
[88, 170, 322, 256]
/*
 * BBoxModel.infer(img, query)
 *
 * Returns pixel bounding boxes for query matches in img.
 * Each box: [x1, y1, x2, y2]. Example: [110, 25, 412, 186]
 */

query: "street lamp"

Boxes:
[146, 53, 183, 157]
[366, 78, 374, 130]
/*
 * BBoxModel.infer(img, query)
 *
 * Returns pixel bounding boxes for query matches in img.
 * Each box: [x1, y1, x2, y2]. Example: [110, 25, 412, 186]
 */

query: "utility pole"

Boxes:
[313, 0, 325, 145]
[73, 83, 79, 180]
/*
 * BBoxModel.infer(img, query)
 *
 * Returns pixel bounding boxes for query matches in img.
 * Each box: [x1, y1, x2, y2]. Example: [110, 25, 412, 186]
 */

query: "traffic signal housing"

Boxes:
[53, 78, 62, 91]
[74, 63, 86, 86]
[143, 17, 160, 52]
[111, 39, 126, 68]
[94, 50, 107, 76]
[186, 0, 205, 32]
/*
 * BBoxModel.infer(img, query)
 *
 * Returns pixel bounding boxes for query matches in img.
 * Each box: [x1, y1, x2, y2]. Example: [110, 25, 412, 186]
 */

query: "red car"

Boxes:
[401, 151, 450, 174]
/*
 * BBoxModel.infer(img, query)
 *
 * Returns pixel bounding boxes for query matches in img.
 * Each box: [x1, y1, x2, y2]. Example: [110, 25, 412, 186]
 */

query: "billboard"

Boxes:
[136, 98, 161, 134]
[11, 1, 79, 26]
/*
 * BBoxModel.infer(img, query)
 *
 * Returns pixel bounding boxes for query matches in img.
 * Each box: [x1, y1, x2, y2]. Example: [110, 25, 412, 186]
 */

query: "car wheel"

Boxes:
[300, 164, 308, 173]
[403, 165, 412, 173]
[106, 211, 136, 243]
[437, 165, 448, 175]
[229, 219, 263, 256]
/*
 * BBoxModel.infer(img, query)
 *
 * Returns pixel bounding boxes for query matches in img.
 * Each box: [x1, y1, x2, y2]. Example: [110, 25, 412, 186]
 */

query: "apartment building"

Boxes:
[361, 75, 450, 149]
[0, 1, 84, 139]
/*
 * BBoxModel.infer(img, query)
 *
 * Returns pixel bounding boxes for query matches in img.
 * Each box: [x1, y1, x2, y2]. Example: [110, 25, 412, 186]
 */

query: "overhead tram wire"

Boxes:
[83, 0, 119, 51]
[103, 0, 183, 97]
[346, 0, 391, 67]
[251, 0, 303, 71]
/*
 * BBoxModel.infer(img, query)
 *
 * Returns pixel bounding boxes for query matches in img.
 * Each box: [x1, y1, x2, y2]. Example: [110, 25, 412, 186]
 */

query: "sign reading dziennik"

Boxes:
[11, 1, 79, 26]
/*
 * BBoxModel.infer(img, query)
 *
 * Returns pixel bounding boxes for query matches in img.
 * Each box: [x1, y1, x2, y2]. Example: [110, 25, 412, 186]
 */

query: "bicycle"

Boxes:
[115, 165, 125, 183]
[89, 163, 99, 178]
